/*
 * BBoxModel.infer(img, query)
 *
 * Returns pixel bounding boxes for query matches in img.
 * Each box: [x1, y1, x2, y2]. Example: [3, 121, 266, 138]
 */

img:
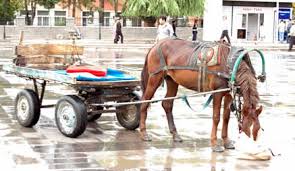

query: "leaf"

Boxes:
[123, 0, 204, 17]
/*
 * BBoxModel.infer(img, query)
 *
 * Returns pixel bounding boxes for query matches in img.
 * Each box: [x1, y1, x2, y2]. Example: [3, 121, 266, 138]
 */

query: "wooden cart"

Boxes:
[3, 64, 141, 138]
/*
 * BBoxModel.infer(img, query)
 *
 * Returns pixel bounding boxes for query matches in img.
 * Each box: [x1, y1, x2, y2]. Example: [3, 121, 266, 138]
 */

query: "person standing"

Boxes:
[155, 16, 174, 42]
[278, 20, 285, 43]
[288, 21, 295, 51]
[114, 17, 123, 44]
[287, 19, 292, 43]
[172, 20, 177, 37]
[192, 19, 198, 42]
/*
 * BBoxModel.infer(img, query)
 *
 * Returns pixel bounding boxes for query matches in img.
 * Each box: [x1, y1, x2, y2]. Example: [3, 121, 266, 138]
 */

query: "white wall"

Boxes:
[224, 0, 294, 2]
[203, 0, 223, 41]
[223, 6, 233, 37]
[229, 6, 275, 42]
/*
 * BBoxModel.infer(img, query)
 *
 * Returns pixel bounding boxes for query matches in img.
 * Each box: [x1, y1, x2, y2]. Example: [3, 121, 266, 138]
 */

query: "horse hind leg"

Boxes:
[140, 74, 163, 141]
[161, 76, 182, 142]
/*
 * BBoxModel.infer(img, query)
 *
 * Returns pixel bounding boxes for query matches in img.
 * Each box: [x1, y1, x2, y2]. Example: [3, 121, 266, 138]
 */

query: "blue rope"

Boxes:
[181, 94, 213, 112]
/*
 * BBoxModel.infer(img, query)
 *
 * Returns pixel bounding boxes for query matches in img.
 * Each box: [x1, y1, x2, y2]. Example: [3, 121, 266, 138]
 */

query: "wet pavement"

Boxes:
[0, 46, 295, 170]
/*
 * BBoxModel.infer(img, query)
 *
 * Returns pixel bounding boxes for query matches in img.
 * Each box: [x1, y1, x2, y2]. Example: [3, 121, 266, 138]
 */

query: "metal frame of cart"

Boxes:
[3, 64, 141, 138]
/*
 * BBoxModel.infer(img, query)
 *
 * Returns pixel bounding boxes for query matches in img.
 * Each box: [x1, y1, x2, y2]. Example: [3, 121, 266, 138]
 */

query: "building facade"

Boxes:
[203, 0, 293, 43]
[17, 0, 125, 27]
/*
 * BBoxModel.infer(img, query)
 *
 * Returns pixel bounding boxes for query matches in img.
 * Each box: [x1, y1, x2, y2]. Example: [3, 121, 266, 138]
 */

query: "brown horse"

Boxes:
[140, 39, 263, 152]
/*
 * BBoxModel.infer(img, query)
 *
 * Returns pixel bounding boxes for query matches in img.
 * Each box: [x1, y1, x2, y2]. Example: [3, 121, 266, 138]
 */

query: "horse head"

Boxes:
[240, 105, 263, 141]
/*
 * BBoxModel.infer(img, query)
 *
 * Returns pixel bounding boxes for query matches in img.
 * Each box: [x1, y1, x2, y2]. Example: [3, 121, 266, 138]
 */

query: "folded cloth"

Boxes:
[66, 65, 107, 77]
[56, 68, 136, 82]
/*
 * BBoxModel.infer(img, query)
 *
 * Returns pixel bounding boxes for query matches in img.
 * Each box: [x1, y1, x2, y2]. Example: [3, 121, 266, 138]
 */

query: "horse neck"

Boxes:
[236, 61, 259, 109]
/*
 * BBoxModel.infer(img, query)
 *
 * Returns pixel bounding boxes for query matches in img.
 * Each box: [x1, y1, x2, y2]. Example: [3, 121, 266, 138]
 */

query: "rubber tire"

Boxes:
[116, 93, 140, 130]
[15, 89, 40, 127]
[55, 95, 87, 138]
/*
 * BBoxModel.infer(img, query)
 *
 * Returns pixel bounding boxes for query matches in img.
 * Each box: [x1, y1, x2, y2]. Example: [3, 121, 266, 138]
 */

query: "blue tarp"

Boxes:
[56, 68, 136, 81]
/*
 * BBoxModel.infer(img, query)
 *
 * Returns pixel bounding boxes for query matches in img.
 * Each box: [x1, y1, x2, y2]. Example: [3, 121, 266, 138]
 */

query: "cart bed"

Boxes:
[3, 64, 140, 88]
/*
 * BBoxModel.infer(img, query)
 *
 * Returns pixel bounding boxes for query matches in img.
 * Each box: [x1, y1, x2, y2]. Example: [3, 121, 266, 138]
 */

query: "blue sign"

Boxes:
[279, 8, 291, 20]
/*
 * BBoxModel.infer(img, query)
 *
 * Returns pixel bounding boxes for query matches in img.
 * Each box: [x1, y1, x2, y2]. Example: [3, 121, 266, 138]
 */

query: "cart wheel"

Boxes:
[15, 89, 40, 127]
[116, 93, 140, 130]
[55, 95, 87, 138]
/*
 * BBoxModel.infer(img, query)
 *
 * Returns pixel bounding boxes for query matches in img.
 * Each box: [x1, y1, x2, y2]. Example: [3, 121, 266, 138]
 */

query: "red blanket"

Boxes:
[66, 65, 107, 77]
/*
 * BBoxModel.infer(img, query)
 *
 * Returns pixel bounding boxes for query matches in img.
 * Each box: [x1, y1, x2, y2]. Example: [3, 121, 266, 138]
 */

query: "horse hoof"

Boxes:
[224, 141, 235, 150]
[140, 132, 152, 141]
[173, 134, 183, 142]
[212, 145, 225, 153]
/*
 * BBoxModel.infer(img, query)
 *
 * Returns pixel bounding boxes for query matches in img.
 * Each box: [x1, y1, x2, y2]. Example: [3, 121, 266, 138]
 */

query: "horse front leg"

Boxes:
[162, 77, 182, 142]
[222, 94, 235, 149]
[140, 75, 162, 141]
[211, 93, 224, 152]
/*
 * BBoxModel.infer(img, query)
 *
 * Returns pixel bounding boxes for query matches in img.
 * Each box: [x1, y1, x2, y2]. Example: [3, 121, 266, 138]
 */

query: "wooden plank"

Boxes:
[16, 44, 84, 56]
[15, 56, 66, 64]
[24, 64, 68, 70]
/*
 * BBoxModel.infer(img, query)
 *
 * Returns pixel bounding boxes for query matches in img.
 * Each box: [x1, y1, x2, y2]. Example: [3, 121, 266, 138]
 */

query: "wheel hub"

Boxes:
[57, 101, 76, 134]
[17, 96, 29, 121]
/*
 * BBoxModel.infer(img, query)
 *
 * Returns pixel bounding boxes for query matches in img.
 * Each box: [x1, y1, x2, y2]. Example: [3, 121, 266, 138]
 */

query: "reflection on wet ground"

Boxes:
[0, 48, 295, 170]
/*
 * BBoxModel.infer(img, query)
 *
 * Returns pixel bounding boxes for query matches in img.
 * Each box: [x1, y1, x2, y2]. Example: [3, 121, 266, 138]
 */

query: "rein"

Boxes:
[229, 49, 266, 131]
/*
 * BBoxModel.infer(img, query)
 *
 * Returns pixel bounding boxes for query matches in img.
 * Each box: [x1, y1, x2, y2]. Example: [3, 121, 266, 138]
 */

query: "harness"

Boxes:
[150, 41, 230, 92]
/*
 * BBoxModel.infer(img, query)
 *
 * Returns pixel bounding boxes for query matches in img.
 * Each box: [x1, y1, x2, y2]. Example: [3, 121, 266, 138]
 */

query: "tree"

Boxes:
[123, 0, 204, 17]
[97, 0, 120, 26]
[61, 0, 95, 18]
[108, 0, 118, 16]
[122, 0, 204, 26]
[293, 2, 295, 19]
[0, 0, 22, 24]
[98, 0, 104, 25]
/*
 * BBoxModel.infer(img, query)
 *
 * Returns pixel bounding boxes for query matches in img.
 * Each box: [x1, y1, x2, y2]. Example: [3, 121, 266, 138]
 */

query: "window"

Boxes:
[37, 10, 49, 26]
[103, 12, 110, 26]
[237, 29, 246, 39]
[131, 18, 142, 27]
[54, 11, 66, 26]
[242, 14, 247, 28]
[82, 11, 94, 26]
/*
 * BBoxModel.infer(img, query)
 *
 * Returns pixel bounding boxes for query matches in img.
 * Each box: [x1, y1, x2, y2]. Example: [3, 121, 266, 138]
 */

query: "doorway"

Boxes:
[247, 13, 258, 41]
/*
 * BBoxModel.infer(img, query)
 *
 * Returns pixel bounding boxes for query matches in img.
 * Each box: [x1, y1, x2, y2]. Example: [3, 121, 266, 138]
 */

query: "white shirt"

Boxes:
[156, 23, 174, 41]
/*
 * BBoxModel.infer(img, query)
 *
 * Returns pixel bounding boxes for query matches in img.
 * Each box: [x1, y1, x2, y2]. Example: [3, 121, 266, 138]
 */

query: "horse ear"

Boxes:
[256, 105, 263, 116]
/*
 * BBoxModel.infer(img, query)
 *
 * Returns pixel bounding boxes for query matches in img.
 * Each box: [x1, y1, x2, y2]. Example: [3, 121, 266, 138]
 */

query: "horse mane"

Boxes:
[236, 59, 259, 109]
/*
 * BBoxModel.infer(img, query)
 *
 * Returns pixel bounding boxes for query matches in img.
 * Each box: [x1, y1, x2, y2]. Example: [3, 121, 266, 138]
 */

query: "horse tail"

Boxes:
[141, 48, 151, 95]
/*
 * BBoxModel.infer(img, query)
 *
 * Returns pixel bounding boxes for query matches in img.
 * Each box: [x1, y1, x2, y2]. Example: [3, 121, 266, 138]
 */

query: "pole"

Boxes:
[3, 0, 7, 39]
[275, 0, 279, 43]
[99, 22, 101, 40]
[3, 25, 6, 39]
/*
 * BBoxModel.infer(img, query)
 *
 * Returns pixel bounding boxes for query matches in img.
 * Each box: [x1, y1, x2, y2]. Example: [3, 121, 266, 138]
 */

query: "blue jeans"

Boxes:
[279, 32, 284, 42]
